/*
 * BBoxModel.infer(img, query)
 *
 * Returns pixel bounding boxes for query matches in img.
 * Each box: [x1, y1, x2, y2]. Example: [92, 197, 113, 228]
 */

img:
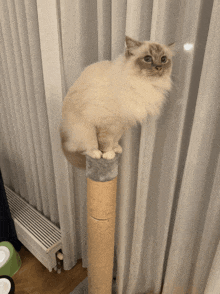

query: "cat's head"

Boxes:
[125, 36, 175, 79]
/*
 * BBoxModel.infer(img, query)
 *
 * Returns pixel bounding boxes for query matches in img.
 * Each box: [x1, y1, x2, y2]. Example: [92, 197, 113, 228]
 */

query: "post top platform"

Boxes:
[86, 153, 121, 182]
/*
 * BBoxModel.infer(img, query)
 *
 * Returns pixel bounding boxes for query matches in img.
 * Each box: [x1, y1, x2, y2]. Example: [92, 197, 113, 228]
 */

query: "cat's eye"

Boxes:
[144, 55, 152, 62]
[161, 56, 167, 63]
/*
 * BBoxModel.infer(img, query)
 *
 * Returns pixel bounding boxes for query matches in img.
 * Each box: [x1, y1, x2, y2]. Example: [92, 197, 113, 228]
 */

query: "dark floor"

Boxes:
[13, 245, 87, 294]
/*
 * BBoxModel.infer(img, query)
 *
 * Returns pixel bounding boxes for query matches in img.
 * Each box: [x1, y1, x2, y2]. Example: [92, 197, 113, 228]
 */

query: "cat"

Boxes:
[60, 36, 175, 169]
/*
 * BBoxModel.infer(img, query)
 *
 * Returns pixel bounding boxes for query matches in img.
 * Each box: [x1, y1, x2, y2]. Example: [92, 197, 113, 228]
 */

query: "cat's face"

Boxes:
[125, 36, 175, 79]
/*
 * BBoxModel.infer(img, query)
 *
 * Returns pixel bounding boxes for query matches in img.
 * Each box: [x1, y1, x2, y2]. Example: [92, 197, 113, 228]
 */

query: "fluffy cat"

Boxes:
[60, 36, 175, 169]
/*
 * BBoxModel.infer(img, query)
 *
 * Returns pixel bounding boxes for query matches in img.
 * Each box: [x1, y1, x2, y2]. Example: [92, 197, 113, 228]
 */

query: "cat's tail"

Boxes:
[63, 149, 86, 169]
[60, 127, 86, 170]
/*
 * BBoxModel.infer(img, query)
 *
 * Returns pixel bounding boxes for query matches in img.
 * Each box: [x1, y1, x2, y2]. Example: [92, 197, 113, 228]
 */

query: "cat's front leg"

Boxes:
[112, 129, 124, 154]
[97, 130, 116, 160]
[113, 143, 123, 154]
[97, 126, 124, 159]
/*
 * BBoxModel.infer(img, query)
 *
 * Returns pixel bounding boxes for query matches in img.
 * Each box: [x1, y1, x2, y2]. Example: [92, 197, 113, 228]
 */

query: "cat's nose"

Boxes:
[155, 65, 162, 71]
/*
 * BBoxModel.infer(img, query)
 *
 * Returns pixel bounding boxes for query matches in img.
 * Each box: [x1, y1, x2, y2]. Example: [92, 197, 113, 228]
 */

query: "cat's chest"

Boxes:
[118, 80, 165, 121]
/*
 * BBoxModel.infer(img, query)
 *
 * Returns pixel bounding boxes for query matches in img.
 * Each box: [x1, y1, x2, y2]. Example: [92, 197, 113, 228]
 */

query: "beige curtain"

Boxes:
[0, 0, 219, 293]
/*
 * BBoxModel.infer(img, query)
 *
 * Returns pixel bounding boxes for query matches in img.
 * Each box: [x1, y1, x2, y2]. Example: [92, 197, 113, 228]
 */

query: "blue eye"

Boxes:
[144, 55, 152, 62]
[161, 56, 167, 63]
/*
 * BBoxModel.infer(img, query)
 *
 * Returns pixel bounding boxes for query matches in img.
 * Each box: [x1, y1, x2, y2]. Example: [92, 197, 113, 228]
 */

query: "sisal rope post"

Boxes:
[86, 153, 121, 294]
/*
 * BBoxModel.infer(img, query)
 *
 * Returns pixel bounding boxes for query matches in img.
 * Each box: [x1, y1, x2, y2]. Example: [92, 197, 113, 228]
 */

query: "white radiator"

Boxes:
[5, 186, 62, 273]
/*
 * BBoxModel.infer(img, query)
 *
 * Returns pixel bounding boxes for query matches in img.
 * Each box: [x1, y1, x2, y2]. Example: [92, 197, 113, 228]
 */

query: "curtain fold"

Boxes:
[163, 0, 220, 292]
[0, 0, 219, 293]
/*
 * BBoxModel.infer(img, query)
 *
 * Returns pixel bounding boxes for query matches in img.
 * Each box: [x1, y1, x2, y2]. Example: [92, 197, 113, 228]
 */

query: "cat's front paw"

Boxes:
[113, 144, 123, 154]
[102, 151, 116, 160]
[86, 149, 103, 159]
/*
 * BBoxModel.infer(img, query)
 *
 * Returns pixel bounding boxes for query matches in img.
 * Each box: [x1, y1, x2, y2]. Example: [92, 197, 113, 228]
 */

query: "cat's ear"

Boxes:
[168, 42, 176, 55]
[125, 36, 143, 58]
[125, 36, 143, 49]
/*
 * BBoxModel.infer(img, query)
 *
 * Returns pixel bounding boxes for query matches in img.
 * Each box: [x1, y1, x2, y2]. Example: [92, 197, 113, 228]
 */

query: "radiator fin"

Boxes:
[5, 186, 61, 250]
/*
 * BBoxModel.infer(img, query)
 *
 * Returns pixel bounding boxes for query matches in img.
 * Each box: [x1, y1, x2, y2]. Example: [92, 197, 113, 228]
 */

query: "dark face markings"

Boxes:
[135, 43, 172, 77]
[149, 44, 164, 56]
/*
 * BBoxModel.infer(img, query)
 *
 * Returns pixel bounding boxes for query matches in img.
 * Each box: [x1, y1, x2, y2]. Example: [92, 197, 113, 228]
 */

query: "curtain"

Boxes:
[0, 0, 220, 293]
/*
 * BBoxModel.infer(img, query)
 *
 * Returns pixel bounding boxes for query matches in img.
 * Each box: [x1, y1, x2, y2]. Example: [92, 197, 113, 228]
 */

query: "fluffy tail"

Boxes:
[60, 127, 86, 170]
[62, 147, 86, 169]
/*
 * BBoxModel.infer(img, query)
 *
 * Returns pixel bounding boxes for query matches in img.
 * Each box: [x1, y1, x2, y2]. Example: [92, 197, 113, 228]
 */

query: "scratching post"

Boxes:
[70, 153, 121, 294]
[86, 153, 120, 294]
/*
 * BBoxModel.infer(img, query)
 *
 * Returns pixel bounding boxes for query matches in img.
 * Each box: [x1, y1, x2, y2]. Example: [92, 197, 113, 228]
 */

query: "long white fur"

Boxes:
[60, 39, 173, 166]
[64, 54, 172, 127]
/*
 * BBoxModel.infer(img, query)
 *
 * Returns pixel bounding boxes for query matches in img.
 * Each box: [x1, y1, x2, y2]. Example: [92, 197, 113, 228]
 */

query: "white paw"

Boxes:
[86, 149, 102, 159]
[102, 150, 116, 160]
[113, 145, 123, 154]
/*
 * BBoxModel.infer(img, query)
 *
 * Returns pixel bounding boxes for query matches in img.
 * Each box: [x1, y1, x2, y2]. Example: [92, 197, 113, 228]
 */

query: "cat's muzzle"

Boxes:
[154, 65, 162, 71]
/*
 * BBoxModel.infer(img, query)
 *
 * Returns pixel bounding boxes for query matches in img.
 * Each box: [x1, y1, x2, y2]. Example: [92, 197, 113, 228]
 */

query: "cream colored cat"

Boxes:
[60, 36, 175, 169]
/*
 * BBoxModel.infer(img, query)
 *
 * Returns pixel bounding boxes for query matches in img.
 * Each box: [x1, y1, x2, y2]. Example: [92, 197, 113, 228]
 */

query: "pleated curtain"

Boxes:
[0, 0, 220, 293]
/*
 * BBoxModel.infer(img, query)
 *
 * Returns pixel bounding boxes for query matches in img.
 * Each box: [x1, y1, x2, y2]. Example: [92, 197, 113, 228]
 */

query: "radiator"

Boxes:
[5, 186, 62, 273]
